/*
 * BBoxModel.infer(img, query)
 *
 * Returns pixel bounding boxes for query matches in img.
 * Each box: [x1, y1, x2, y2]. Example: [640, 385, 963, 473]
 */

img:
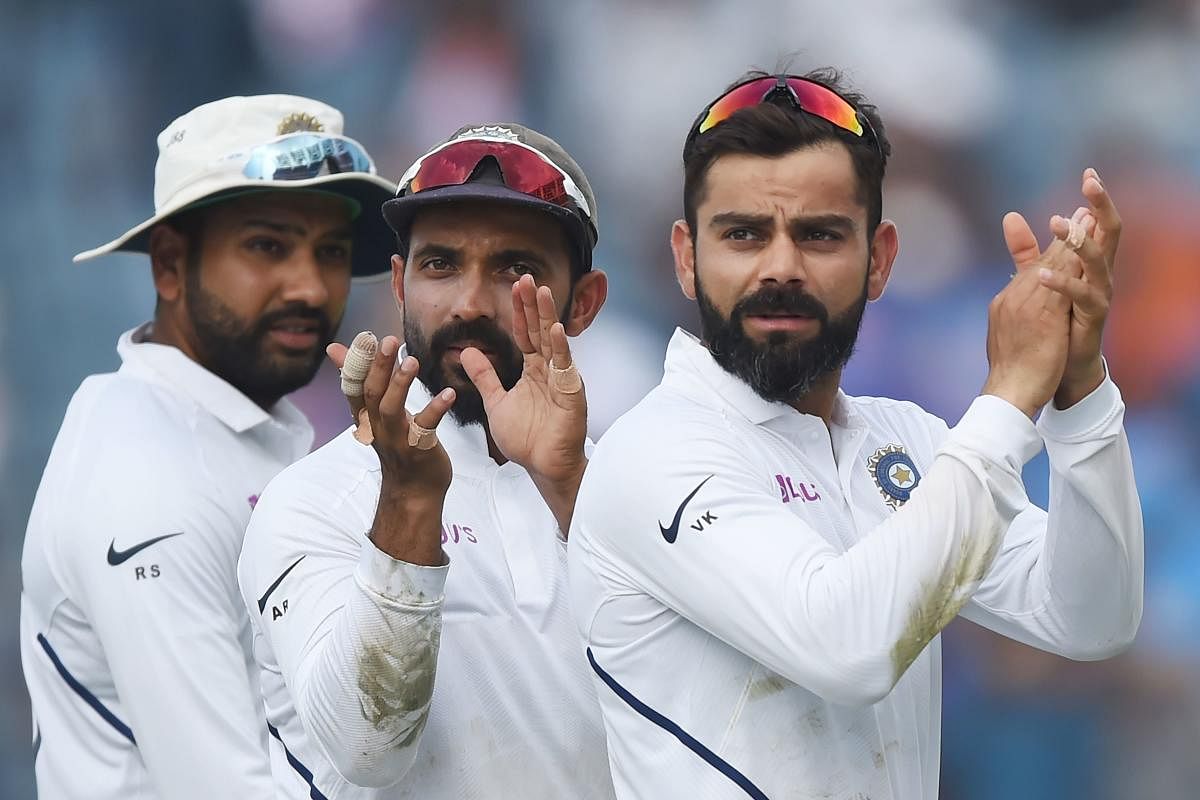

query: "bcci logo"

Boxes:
[277, 112, 325, 135]
[867, 444, 921, 511]
[458, 124, 521, 142]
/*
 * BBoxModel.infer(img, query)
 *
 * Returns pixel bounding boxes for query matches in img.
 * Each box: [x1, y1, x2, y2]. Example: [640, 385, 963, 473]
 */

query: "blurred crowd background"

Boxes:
[3, 0, 1198, 797]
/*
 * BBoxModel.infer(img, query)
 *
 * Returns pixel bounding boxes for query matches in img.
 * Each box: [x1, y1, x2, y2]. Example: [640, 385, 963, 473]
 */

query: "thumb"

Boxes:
[326, 342, 348, 370]
[1002, 211, 1041, 272]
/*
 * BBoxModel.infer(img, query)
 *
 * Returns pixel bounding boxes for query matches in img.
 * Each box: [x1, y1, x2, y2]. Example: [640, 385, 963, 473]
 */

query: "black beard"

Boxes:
[404, 316, 524, 426]
[185, 273, 336, 408]
[695, 276, 867, 404]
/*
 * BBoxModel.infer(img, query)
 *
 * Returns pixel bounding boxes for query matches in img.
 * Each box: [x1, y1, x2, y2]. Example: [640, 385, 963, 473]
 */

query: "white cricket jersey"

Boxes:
[569, 329, 1143, 800]
[237, 379, 616, 799]
[20, 324, 313, 799]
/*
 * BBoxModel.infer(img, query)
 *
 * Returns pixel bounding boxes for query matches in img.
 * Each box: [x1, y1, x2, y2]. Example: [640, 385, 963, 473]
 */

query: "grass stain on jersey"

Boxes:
[890, 518, 999, 680]
[356, 614, 442, 750]
[746, 672, 790, 701]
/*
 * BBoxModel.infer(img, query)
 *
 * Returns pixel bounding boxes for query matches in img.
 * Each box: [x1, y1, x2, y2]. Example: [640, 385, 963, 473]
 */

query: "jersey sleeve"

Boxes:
[70, 464, 273, 799]
[958, 372, 1143, 657]
[573, 394, 1042, 707]
[238, 459, 448, 789]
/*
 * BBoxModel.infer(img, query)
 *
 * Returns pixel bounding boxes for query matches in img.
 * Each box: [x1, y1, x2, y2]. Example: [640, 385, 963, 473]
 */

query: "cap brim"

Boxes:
[382, 184, 594, 269]
[74, 173, 398, 280]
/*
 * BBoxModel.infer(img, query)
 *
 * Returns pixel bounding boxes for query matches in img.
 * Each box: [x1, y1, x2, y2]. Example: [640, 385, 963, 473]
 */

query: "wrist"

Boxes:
[1055, 358, 1105, 409]
[379, 468, 450, 505]
[371, 480, 448, 566]
[531, 457, 588, 535]
[980, 378, 1040, 420]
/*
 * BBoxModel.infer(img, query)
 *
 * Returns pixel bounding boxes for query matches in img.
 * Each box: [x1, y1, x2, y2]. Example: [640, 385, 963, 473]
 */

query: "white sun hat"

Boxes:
[73, 94, 397, 278]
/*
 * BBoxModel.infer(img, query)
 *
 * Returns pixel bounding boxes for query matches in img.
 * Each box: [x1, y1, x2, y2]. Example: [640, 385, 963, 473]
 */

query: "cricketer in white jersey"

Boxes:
[569, 69, 1142, 799]
[20, 94, 396, 798]
[239, 380, 613, 798]
[21, 327, 313, 798]
[237, 122, 616, 798]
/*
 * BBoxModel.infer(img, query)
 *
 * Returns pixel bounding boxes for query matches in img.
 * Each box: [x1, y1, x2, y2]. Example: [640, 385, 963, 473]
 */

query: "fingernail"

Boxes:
[1039, 267, 1053, 281]
[440, 388, 454, 401]
[1071, 207, 1088, 224]
[381, 338, 396, 356]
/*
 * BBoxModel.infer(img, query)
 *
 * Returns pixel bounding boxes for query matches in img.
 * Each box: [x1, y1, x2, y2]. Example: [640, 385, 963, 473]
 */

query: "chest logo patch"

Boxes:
[868, 444, 921, 510]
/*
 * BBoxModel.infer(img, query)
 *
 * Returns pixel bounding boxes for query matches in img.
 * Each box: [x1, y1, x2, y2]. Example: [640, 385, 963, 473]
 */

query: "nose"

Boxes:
[448, 266, 497, 322]
[279, 250, 331, 309]
[757, 237, 808, 287]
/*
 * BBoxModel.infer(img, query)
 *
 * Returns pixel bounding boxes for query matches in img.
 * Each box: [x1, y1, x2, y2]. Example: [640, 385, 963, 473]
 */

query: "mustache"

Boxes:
[428, 318, 520, 362]
[731, 285, 830, 325]
[254, 303, 333, 340]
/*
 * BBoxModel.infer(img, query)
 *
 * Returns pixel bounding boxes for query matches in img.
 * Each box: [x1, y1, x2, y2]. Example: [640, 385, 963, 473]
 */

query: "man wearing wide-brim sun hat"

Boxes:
[20, 94, 395, 800]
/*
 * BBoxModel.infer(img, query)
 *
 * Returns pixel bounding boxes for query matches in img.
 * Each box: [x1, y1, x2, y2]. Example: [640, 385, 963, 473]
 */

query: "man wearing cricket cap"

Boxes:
[20, 94, 394, 799]
[237, 122, 617, 798]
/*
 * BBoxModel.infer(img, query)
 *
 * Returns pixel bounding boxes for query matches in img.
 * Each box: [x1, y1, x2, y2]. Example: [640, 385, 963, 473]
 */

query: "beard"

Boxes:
[404, 316, 524, 426]
[695, 272, 868, 405]
[186, 272, 336, 408]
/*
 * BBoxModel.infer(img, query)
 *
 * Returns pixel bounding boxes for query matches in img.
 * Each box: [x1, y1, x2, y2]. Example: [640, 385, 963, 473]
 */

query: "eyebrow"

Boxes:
[709, 212, 773, 230]
[708, 211, 858, 235]
[410, 243, 463, 262]
[490, 248, 550, 270]
[240, 219, 353, 240]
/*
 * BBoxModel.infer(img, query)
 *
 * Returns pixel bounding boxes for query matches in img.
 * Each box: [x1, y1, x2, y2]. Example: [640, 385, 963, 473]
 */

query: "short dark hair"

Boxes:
[682, 67, 891, 240]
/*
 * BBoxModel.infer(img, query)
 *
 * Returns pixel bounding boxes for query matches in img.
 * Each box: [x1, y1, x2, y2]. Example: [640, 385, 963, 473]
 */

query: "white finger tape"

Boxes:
[340, 331, 378, 397]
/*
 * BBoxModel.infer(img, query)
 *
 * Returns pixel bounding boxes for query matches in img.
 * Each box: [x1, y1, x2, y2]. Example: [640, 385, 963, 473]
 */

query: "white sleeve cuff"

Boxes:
[355, 539, 449, 607]
[951, 394, 1043, 470]
[1037, 365, 1124, 443]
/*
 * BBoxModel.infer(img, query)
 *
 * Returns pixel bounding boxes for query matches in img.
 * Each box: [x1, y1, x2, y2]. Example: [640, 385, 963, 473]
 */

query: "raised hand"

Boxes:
[347, 335, 456, 565]
[981, 215, 1076, 418]
[1040, 168, 1120, 406]
[1002, 168, 1120, 408]
[459, 274, 588, 532]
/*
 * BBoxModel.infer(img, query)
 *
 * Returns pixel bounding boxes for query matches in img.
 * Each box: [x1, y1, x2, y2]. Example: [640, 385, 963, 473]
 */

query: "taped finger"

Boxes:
[407, 420, 439, 450]
[550, 365, 583, 394]
[407, 387, 455, 450]
[340, 331, 378, 397]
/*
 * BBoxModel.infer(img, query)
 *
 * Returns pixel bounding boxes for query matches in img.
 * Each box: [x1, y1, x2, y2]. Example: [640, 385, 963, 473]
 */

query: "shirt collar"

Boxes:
[662, 327, 865, 431]
[117, 323, 311, 435]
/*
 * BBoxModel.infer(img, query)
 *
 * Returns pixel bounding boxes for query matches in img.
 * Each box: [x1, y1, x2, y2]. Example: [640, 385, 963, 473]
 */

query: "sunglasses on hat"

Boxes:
[397, 137, 594, 222]
[686, 75, 879, 155]
[241, 132, 374, 181]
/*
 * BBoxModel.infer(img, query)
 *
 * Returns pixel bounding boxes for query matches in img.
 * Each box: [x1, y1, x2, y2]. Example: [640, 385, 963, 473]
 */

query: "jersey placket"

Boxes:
[488, 463, 558, 616]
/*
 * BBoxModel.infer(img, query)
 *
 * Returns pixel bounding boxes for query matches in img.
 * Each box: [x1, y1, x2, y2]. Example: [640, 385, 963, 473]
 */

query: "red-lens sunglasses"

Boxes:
[687, 75, 879, 154]
[400, 138, 593, 220]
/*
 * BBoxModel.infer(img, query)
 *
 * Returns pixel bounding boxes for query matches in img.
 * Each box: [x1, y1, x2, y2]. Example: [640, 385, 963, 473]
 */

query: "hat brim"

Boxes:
[382, 184, 595, 270]
[74, 173, 398, 280]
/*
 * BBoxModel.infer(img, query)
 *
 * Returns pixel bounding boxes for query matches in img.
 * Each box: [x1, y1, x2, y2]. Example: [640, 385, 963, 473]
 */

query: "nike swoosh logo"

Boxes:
[106, 533, 184, 566]
[258, 556, 306, 614]
[659, 475, 715, 544]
